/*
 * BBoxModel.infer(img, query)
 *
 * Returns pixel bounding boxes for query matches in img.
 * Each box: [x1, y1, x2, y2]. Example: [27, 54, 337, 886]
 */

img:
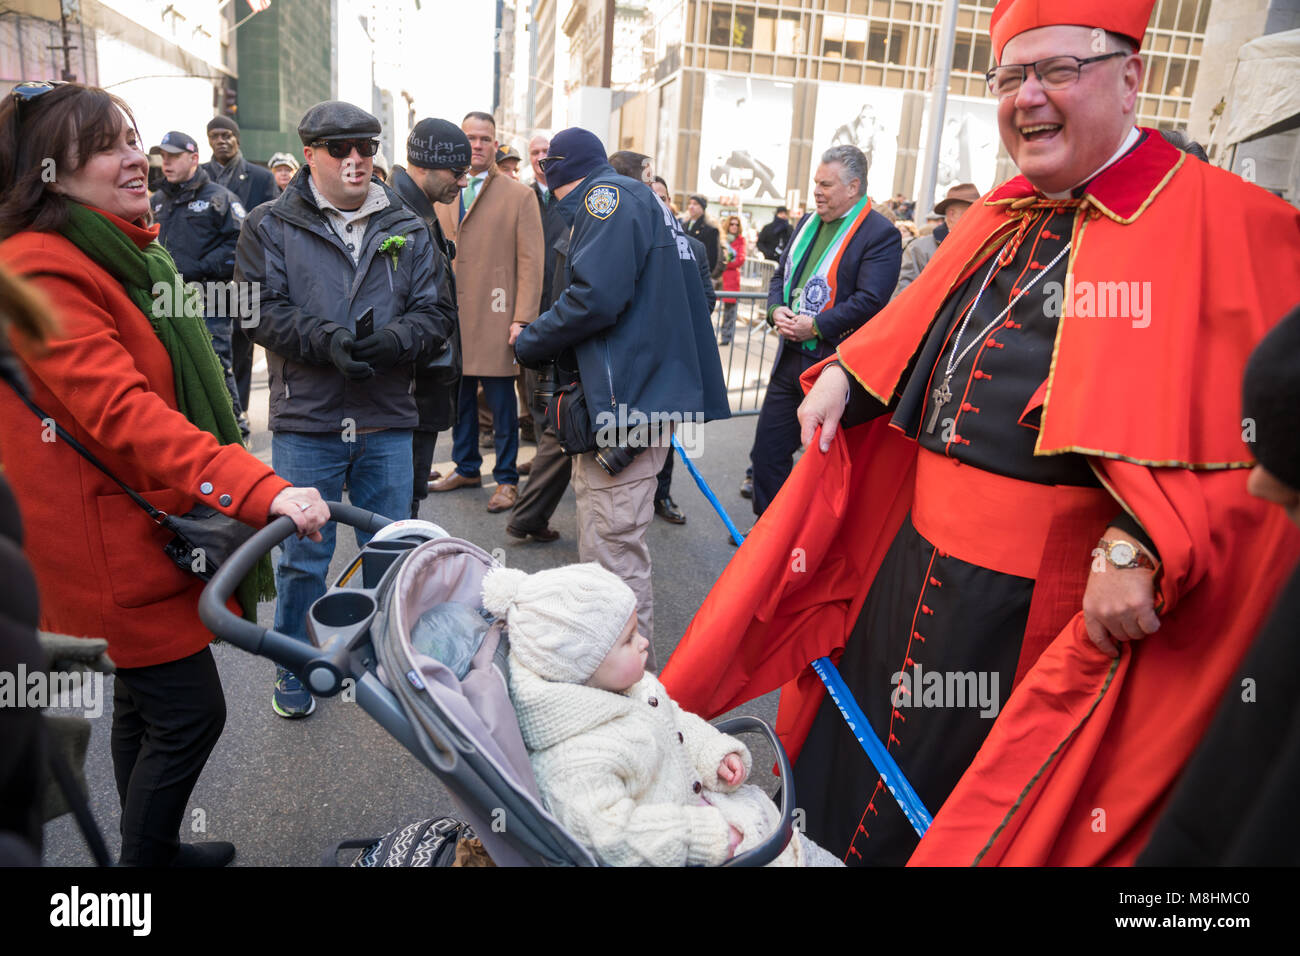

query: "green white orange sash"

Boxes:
[782, 195, 873, 314]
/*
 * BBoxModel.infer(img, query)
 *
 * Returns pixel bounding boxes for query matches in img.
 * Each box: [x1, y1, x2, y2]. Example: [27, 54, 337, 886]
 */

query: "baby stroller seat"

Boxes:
[199, 503, 796, 866]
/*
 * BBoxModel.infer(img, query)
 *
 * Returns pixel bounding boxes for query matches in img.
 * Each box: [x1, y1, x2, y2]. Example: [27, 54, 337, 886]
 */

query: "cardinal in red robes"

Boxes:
[661, 0, 1300, 866]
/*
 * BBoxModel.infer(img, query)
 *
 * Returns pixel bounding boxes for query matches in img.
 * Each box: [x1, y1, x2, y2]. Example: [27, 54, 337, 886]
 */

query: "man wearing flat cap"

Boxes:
[388, 117, 472, 518]
[235, 100, 453, 719]
[664, 0, 1300, 866]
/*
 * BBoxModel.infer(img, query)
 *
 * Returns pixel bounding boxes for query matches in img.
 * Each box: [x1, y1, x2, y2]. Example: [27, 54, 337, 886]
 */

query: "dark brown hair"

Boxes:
[0, 83, 141, 240]
[608, 150, 652, 182]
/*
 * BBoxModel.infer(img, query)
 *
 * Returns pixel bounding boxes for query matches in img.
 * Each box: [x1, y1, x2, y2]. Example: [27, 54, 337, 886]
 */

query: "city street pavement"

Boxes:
[42, 347, 784, 866]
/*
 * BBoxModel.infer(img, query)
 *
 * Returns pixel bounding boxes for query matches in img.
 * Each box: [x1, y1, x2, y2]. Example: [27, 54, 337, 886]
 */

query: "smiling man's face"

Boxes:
[996, 25, 1141, 195]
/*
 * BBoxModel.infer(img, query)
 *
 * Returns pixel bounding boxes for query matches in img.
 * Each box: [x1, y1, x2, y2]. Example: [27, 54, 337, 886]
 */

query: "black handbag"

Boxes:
[544, 379, 598, 456]
[6, 382, 255, 582]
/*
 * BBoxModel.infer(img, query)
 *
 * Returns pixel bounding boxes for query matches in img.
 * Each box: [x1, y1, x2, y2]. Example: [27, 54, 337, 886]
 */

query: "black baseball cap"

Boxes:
[152, 131, 198, 155]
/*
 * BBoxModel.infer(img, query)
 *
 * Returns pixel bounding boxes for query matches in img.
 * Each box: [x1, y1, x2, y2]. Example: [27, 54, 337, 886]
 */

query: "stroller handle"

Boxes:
[713, 716, 799, 868]
[198, 501, 390, 662]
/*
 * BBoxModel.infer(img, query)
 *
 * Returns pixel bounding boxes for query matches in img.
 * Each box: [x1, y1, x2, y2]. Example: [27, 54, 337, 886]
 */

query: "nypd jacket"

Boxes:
[202, 152, 279, 213]
[233, 167, 451, 432]
[515, 164, 730, 424]
[151, 167, 245, 284]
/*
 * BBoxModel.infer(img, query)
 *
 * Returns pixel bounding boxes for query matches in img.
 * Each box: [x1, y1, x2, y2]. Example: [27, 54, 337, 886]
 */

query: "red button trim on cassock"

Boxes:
[972, 370, 991, 380]
[1003, 319, 1020, 329]
[961, 402, 980, 413]
[888, 733, 902, 747]
[986, 339, 1004, 349]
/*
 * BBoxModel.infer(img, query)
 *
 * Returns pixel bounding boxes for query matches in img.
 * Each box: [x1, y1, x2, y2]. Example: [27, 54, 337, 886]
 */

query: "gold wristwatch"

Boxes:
[1099, 538, 1156, 571]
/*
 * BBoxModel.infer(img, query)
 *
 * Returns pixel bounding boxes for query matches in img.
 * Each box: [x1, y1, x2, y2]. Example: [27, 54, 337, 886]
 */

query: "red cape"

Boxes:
[662, 131, 1300, 865]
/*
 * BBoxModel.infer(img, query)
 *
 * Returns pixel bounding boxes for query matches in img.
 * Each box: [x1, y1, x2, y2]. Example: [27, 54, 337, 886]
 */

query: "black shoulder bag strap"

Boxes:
[3, 376, 169, 523]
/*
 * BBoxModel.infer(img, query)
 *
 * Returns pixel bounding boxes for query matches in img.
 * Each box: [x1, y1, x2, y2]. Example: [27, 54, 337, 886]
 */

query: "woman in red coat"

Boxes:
[718, 215, 746, 346]
[0, 83, 328, 866]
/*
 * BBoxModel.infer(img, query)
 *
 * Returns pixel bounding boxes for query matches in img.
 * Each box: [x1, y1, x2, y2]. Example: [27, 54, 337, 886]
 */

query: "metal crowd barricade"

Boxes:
[709, 289, 777, 417]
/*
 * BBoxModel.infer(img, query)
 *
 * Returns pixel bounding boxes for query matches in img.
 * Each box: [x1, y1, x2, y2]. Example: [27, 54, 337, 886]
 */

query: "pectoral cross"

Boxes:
[926, 376, 952, 434]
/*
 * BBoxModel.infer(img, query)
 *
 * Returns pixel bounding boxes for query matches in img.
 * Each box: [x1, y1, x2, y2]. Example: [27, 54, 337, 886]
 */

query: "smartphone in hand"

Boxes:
[355, 307, 374, 341]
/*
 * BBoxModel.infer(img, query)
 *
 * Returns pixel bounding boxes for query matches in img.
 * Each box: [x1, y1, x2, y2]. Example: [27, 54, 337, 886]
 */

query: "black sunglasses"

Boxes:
[10, 80, 67, 119]
[311, 138, 379, 159]
[537, 154, 565, 173]
[447, 165, 469, 179]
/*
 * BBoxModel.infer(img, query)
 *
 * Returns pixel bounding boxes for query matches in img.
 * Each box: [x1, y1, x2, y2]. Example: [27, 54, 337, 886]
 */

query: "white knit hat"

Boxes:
[481, 563, 636, 683]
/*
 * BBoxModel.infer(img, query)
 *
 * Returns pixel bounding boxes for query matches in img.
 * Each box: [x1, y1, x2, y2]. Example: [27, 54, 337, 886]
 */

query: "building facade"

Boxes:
[611, 0, 1214, 218]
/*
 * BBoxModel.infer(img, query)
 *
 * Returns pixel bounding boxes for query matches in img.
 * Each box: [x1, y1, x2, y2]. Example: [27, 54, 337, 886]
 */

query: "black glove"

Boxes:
[352, 328, 403, 370]
[328, 328, 373, 380]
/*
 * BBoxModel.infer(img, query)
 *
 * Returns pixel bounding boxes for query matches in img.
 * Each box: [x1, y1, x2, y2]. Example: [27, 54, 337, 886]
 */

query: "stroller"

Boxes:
[198, 502, 797, 867]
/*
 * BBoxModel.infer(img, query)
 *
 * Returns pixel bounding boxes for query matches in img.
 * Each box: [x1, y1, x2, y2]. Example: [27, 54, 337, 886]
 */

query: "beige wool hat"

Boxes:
[481, 563, 636, 683]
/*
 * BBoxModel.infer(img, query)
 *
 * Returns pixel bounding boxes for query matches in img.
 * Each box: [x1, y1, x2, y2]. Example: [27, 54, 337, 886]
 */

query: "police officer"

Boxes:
[514, 127, 730, 666]
[150, 130, 247, 428]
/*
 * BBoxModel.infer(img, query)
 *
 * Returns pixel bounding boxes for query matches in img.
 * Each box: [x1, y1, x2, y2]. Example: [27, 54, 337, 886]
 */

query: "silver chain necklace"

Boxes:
[925, 235, 1072, 434]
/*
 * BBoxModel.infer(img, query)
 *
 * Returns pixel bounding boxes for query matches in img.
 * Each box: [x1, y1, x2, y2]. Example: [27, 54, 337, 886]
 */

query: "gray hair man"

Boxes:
[744, 142, 901, 517]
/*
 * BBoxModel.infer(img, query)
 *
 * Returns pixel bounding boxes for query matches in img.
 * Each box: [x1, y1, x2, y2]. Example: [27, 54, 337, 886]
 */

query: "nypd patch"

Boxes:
[188, 199, 210, 213]
[584, 185, 619, 220]
[231, 201, 246, 221]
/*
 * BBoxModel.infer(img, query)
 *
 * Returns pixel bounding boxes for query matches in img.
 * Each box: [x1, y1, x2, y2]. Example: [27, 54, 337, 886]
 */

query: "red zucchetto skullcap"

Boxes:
[990, 0, 1156, 61]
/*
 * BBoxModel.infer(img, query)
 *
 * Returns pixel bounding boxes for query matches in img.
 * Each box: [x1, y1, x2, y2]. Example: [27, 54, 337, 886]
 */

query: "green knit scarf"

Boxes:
[58, 201, 274, 621]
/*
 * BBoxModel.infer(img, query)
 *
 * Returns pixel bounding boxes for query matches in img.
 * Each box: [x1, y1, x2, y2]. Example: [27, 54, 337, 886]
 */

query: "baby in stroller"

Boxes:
[482, 562, 841, 867]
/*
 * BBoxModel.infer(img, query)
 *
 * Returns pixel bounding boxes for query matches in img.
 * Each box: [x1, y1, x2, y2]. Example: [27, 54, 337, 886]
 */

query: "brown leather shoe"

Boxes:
[429, 472, 481, 493]
[486, 483, 518, 513]
[506, 523, 560, 543]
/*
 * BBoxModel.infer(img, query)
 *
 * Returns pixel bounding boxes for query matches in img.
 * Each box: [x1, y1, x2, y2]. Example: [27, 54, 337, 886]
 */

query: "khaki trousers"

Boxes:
[571, 443, 670, 670]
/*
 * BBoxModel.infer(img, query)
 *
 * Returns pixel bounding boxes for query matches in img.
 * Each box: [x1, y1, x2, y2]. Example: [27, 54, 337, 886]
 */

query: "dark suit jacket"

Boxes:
[685, 234, 716, 313]
[766, 207, 902, 362]
[532, 181, 568, 314]
[684, 217, 721, 274]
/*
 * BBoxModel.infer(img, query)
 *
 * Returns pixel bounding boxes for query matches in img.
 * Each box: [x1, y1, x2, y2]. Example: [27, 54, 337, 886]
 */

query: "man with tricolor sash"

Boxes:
[747, 144, 901, 517]
[664, 0, 1300, 866]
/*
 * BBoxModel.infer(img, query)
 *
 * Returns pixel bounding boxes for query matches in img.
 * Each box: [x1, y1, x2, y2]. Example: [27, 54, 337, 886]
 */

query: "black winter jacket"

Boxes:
[202, 152, 279, 213]
[233, 168, 452, 432]
[388, 165, 461, 434]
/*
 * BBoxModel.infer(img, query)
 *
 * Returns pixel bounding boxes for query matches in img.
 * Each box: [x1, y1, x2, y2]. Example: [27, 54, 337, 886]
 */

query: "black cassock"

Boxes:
[795, 204, 1135, 865]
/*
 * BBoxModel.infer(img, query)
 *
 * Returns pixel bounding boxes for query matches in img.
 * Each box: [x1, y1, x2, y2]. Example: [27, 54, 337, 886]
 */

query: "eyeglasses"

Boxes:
[448, 166, 469, 179]
[537, 154, 564, 174]
[311, 138, 379, 159]
[985, 52, 1126, 99]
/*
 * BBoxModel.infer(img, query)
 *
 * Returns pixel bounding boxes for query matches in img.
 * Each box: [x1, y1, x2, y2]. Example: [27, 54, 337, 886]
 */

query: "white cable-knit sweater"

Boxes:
[509, 659, 802, 867]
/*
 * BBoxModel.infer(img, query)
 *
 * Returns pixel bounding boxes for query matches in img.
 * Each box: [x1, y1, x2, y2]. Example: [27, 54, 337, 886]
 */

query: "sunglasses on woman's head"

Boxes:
[311, 138, 379, 159]
[10, 80, 67, 118]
